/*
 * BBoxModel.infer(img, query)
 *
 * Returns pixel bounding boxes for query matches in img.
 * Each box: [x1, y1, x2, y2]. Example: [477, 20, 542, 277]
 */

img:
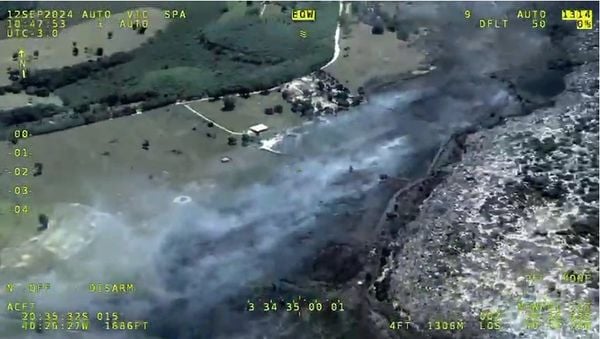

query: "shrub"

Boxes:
[371, 22, 384, 35]
[222, 96, 235, 111]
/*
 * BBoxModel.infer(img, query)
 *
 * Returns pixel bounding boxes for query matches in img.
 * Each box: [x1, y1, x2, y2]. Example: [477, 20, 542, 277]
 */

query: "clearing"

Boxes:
[185, 92, 303, 137]
[324, 21, 426, 91]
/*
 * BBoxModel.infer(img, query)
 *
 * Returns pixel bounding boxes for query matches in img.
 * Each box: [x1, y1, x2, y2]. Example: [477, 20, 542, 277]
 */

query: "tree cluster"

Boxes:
[264, 104, 283, 115]
[19, 52, 134, 92]
[0, 104, 68, 126]
[222, 96, 236, 111]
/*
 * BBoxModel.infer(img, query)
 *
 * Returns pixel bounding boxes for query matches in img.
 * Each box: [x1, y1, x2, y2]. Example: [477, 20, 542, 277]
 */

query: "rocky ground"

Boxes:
[197, 5, 600, 339]
[371, 26, 599, 339]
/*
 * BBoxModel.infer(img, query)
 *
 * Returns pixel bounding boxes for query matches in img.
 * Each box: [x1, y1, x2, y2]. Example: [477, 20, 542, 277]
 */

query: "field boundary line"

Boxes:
[182, 104, 244, 136]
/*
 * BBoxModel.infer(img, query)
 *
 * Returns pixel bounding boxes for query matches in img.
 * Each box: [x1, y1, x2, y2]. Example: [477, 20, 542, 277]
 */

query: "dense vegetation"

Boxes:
[51, 2, 335, 106]
[0, 1, 338, 138]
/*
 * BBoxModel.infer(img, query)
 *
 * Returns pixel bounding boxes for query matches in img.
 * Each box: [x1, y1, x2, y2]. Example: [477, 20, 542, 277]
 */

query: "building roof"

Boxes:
[249, 123, 269, 133]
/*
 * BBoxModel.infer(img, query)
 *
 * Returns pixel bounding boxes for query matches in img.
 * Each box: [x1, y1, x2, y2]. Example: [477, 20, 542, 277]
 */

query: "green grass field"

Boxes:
[187, 92, 303, 133]
[51, 1, 338, 106]
[0, 101, 291, 251]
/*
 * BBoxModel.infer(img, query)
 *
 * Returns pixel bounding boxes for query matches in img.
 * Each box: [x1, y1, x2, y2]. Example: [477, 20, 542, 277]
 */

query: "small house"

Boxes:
[249, 123, 269, 136]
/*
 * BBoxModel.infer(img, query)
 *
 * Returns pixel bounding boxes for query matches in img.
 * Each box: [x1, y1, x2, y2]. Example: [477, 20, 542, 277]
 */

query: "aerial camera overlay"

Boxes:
[0, 1, 598, 338]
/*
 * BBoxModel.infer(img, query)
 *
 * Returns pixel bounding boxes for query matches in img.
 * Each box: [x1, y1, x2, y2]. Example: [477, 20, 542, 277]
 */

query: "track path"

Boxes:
[177, 1, 343, 109]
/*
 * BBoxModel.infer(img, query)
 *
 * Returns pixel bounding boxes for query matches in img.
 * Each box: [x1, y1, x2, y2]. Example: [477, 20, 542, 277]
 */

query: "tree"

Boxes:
[33, 162, 43, 176]
[273, 104, 283, 114]
[107, 31, 113, 39]
[5, 83, 22, 94]
[264, 107, 274, 115]
[33, 50, 39, 58]
[222, 96, 235, 111]
[96, 47, 104, 56]
[371, 21, 384, 35]
[38, 213, 49, 231]
[104, 93, 119, 106]
[227, 136, 237, 145]
[72, 47, 79, 56]
[241, 134, 251, 146]
[74, 103, 89, 113]
[336, 91, 348, 100]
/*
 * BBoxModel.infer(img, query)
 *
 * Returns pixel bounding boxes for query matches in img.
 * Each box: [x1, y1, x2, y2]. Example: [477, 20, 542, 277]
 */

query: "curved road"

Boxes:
[177, 1, 345, 132]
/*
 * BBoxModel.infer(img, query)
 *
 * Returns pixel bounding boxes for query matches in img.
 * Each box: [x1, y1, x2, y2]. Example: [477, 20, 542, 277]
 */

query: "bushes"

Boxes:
[222, 96, 236, 111]
[0, 104, 67, 126]
[5, 83, 23, 94]
[20, 52, 134, 91]
[140, 95, 177, 111]
[35, 87, 50, 97]
[371, 20, 384, 35]
[74, 103, 90, 114]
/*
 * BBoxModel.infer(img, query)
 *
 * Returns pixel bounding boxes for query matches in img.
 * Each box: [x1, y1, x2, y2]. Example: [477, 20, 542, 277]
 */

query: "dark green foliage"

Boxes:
[0, 104, 67, 126]
[38, 213, 49, 231]
[5, 83, 23, 94]
[140, 96, 177, 111]
[336, 91, 348, 100]
[33, 162, 43, 176]
[371, 17, 385, 35]
[273, 104, 283, 113]
[96, 47, 104, 56]
[6, 2, 338, 134]
[33, 87, 50, 97]
[112, 106, 136, 118]
[20, 52, 133, 91]
[74, 103, 89, 114]
[264, 107, 274, 115]
[222, 96, 235, 111]
[227, 136, 237, 145]
[103, 94, 119, 106]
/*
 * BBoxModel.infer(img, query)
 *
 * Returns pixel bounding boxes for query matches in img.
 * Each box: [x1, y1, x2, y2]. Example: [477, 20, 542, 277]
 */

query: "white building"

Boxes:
[249, 123, 269, 136]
